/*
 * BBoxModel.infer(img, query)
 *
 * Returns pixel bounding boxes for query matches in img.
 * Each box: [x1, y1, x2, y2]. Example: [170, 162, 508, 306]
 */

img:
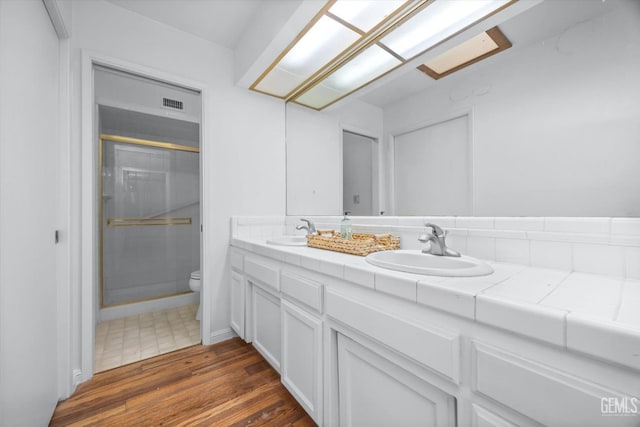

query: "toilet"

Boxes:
[189, 270, 201, 320]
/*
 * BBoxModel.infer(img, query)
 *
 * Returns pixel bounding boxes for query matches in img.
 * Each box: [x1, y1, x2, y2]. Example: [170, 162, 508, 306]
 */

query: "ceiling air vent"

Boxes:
[162, 97, 183, 110]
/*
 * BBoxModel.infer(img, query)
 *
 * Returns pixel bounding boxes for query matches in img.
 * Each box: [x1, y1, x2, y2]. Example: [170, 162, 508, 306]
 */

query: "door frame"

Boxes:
[338, 124, 380, 216]
[77, 50, 211, 384]
[388, 108, 476, 216]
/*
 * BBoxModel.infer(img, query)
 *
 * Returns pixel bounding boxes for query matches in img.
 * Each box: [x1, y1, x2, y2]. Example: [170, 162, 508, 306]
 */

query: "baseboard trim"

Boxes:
[208, 328, 237, 345]
[72, 369, 83, 389]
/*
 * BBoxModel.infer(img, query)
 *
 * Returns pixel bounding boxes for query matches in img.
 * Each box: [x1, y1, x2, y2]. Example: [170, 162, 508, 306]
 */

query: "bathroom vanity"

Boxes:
[229, 216, 640, 426]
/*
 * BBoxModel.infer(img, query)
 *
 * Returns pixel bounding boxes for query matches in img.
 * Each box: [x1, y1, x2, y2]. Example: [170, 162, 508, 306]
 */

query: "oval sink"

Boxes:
[365, 250, 493, 277]
[266, 235, 307, 246]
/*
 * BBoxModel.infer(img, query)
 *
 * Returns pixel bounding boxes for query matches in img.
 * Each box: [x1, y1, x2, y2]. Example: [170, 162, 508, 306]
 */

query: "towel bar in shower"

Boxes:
[107, 217, 192, 227]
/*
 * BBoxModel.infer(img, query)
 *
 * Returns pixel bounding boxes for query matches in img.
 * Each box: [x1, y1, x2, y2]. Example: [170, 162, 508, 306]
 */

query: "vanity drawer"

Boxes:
[472, 342, 635, 426]
[326, 288, 460, 383]
[245, 256, 279, 291]
[281, 271, 323, 313]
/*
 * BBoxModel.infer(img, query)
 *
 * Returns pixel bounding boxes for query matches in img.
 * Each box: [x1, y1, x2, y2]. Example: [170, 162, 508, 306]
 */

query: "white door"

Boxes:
[0, 1, 60, 425]
[343, 131, 375, 216]
[337, 333, 456, 427]
[281, 299, 322, 423]
[394, 115, 471, 215]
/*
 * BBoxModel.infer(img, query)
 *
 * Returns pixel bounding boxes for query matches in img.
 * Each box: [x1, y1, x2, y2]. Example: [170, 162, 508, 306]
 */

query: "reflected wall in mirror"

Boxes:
[285, 0, 640, 217]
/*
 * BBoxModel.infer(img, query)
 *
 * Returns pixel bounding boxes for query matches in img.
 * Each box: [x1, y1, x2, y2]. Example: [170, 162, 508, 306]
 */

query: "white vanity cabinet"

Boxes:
[470, 404, 518, 427]
[245, 256, 281, 371]
[251, 282, 281, 371]
[230, 271, 245, 339]
[337, 333, 456, 427]
[280, 271, 324, 424]
[282, 300, 323, 423]
[230, 244, 640, 427]
[229, 250, 245, 339]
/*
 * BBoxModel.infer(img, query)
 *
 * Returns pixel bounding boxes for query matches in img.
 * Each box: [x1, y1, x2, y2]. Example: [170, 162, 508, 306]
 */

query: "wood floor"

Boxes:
[50, 338, 316, 426]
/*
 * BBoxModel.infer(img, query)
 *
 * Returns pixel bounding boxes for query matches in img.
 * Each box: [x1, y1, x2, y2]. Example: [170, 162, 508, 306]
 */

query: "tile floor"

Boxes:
[95, 303, 200, 372]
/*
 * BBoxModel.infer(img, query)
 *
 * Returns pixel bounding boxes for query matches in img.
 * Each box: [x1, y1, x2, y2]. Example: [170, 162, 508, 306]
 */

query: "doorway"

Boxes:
[93, 67, 203, 372]
[343, 130, 376, 216]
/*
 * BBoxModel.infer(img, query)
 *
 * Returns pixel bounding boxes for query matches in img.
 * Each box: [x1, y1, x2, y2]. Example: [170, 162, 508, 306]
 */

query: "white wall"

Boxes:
[67, 0, 285, 384]
[0, 0, 60, 424]
[286, 100, 383, 215]
[384, 1, 640, 216]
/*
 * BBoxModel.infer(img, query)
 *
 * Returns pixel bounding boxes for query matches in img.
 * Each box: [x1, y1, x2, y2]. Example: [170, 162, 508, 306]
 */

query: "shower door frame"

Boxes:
[98, 133, 200, 308]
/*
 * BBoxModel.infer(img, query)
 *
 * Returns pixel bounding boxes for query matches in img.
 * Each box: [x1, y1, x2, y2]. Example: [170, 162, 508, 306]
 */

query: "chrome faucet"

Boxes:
[418, 223, 461, 257]
[296, 218, 317, 235]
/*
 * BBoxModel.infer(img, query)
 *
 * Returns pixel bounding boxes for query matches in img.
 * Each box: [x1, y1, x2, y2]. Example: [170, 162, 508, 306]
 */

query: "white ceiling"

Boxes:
[105, 0, 263, 49]
[356, 0, 622, 107]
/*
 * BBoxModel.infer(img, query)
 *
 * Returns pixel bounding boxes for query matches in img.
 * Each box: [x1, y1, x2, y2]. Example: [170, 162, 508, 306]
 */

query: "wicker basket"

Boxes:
[307, 230, 400, 256]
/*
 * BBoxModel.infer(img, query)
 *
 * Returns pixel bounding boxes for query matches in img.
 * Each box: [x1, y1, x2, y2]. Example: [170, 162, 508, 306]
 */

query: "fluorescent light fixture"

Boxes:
[251, 0, 516, 109]
[296, 45, 401, 109]
[418, 26, 512, 80]
[254, 15, 360, 97]
[381, 0, 511, 60]
[329, 0, 406, 32]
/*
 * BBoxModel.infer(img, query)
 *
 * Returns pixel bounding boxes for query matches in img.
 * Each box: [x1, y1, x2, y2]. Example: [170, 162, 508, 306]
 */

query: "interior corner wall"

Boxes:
[0, 0, 60, 424]
[286, 100, 384, 215]
[382, 1, 640, 217]
[67, 0, 286, 383]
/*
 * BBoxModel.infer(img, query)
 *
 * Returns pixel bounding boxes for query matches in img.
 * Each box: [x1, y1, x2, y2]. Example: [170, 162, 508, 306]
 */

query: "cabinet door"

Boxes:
[230, 271, 245, 340]
[337, 333, 456, 427]
[471, 404, 518, 427]
[252, 283, 281, 371]
[281, 299, 323, 424]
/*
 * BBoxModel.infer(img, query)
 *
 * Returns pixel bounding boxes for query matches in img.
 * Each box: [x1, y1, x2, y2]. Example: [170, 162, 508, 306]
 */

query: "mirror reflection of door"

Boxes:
[343, 131, 375, 216]
[394, 114, 471, 215]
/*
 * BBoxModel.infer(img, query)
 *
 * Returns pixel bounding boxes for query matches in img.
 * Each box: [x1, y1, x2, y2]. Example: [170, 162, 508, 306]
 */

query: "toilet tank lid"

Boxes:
[190, 270, 201, 279]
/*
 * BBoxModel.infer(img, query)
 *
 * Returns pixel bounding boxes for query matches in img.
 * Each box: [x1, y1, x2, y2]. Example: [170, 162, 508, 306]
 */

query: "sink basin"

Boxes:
[266, 235, 307, 246]
[365, 250, 493, 277]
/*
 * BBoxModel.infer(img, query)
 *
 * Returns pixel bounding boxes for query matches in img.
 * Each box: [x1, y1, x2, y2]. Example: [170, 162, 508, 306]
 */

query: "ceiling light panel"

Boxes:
[426, 31, 498, 73]
[254, 15, 360, 97]
[381, 0, 511, 60]
[329, 0, 407, 32]
[295, 44, 401, 109]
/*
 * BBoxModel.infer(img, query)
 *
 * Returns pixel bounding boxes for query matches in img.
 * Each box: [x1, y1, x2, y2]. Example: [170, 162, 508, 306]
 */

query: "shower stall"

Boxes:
[99, 106, 200, 308]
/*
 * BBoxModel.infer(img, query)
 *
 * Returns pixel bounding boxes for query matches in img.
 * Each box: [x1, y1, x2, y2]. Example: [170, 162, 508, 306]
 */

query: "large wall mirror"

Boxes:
[285, 0, 640, 217]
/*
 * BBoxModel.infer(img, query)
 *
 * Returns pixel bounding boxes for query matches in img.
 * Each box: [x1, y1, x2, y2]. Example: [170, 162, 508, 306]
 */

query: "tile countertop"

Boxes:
[230, 237, 640, 371]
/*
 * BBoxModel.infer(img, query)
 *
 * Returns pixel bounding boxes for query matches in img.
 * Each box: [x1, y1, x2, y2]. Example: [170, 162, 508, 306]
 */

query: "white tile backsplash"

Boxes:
[467, 236, 496, 261]
[530, 240, 572, 271]
[456, 217, 494, 229]
[545, 217, 611, 234]
[424, 216, 457, 228]
[494, 217, 545, 231]
[611, 218, 640, 236]
[495, 238, 530, 265]
[235, 216, 639, 278]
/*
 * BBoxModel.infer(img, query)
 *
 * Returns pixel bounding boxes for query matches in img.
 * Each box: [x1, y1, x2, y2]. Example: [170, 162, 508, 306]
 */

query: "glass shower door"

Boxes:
[100, 135, 200, 307]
